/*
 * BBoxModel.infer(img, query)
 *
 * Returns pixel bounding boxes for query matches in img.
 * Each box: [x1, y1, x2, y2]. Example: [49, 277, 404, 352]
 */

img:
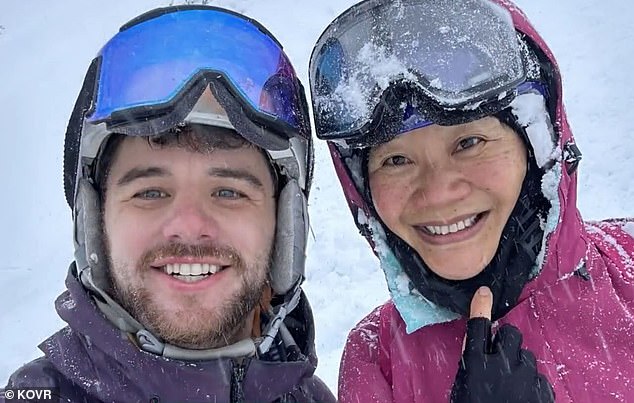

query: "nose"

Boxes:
[161, 194, 219, 243]
[410, 162, 471, 211]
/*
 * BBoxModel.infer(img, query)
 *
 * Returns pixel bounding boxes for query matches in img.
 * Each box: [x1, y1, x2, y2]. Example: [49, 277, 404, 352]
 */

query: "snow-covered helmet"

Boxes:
[309, 0, 577, 321]
[63, 5, 312, 354]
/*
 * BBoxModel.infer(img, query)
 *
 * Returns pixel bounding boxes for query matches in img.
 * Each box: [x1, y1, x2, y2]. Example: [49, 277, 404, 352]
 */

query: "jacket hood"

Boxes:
[36, 266, 321, 402]
[327, 0, 587, 332]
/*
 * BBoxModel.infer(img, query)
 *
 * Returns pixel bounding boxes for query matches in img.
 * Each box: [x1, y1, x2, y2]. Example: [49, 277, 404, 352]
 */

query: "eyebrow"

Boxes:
[116, 166, 170, 187]
[208, 167, 264, 189]
[114, 166, 265, 190]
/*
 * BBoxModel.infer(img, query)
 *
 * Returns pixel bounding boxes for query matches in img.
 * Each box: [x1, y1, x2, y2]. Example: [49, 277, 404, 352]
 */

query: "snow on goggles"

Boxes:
[86, 6, 309, 141]
[309, 0, 540, 145]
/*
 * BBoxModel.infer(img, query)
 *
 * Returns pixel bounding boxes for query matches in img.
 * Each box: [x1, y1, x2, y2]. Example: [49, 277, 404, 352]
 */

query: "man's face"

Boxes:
[103, 134, 276, 349]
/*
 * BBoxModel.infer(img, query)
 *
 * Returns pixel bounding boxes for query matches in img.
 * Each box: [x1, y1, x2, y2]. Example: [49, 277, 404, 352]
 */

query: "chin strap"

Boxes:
[137, 329, 256, 360]
[80, 263, 304, 361]
[78, 266, 145, 333]
[257, 282, 302, 356]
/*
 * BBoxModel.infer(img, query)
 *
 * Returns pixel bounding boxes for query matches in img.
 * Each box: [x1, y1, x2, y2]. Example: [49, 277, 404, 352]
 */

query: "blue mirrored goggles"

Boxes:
[86, 6, 309, 139]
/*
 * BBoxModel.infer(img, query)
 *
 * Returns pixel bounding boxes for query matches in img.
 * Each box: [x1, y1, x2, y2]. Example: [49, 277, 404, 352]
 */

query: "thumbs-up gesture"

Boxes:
[449, 287, 555, 403]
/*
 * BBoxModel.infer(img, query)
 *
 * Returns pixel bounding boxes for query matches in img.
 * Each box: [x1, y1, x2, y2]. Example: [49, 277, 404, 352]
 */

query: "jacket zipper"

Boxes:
[230, 359, 247, 403]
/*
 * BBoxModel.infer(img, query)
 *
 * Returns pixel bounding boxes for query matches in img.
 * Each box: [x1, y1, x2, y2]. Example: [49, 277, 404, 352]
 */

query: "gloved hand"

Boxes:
[450, 287, 555, 403]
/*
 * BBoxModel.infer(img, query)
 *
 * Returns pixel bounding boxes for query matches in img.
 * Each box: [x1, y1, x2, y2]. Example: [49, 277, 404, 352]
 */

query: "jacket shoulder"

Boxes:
[3, 357, 94, 403]
[348, 301, 405, 344]
[287, 375, 337, 403]
[588, 218, 634, 235]
[349, 301, 393, 337]
[5, 357, 60, 390]
[339, 302, 395, 403]
[345, 303, 387, 354]
[584, 219, 634, 313]
[585, 219, 634, 260]
[2, 357, 60, 403]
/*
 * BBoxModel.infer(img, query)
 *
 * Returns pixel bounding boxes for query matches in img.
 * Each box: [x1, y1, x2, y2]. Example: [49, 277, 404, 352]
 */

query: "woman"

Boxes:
[309, 0, 634, 402]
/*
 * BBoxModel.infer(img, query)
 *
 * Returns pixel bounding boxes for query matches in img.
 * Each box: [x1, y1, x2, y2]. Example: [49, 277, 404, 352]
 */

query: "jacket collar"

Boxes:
[38, 267, 316, 402]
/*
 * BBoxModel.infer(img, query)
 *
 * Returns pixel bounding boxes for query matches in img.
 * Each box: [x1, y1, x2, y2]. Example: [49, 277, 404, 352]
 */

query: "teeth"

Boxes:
[163, 263, 221, 276]
[424, 215, 478, 235]
[172, 274, 209, 283]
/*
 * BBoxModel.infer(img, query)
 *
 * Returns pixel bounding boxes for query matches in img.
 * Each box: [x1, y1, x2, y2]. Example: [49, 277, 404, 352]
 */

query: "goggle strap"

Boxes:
[120, 5, 284, 49]
[209, 81, 289, 151]
[65, 58, 100, 210]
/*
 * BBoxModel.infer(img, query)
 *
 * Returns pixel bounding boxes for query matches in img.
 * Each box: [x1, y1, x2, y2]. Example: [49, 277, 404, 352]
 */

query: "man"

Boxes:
[2, 5, 335, 403]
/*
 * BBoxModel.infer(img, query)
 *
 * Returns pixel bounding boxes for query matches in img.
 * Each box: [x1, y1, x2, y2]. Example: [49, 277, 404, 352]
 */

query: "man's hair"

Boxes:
[94, 124, 278, 200]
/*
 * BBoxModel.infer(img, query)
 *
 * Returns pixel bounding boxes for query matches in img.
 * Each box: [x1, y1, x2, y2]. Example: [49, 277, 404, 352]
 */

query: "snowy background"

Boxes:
[1, 0, 633, 392]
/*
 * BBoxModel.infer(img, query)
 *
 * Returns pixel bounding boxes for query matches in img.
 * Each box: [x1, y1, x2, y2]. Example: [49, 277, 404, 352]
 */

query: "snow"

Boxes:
[510, 92, 557, 168]
[317, 41, 418, 129]
[534, 162, 563, 278]
[1, 0, 633, 393]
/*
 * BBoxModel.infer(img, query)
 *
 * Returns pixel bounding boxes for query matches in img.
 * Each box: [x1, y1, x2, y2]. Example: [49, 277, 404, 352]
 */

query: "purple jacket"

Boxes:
[334, 1, 634, 402]
[2, 268, 335, 403]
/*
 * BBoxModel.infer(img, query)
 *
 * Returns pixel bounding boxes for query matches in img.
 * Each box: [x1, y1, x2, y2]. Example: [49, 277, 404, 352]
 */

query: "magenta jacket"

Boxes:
[334, 1, 634, 402]
[339, 219, 634, 402]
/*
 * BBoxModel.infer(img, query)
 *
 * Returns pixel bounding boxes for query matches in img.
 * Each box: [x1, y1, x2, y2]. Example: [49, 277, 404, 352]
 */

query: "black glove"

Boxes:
[450, 318, 555, 403]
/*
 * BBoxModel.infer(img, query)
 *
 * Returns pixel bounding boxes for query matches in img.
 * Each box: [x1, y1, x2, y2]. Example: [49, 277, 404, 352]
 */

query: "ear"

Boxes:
[270, 179, 308, 295]
[74, 178, 110, 292]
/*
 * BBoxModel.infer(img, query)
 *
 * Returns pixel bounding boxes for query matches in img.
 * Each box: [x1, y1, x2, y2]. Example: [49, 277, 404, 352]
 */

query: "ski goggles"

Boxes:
[309, 0, 545, 146]
[85, 6, 309, 142]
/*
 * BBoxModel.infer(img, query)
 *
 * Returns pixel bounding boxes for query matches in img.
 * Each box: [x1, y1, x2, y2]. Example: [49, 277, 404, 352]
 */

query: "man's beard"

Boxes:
[106, 242, 271, 350]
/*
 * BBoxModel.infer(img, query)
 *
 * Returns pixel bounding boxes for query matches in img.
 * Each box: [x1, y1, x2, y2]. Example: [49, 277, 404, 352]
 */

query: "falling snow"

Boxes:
[1, 0, 633, 395]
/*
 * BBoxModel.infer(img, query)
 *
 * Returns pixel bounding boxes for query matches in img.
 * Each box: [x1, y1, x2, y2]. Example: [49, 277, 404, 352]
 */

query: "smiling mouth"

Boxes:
[418, 212, 487, 236]
[159, 263, 229, 283]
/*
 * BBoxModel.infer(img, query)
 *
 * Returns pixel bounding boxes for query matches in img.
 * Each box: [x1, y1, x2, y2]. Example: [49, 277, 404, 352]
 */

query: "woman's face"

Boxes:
[368, 117, 527, 280]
